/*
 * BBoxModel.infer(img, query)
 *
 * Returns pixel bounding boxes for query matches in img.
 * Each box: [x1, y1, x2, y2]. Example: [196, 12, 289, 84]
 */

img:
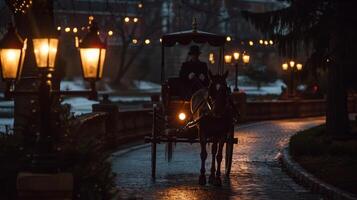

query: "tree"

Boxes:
[243, 1, 357, 136]
[244, 64, 277, 90]
[106, 1, 164, 86]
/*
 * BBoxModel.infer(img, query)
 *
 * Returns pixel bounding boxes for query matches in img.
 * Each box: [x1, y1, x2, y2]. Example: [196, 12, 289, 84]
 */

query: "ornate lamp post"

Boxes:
[226, 51, 250, 92]
[0, 24, 26, 97]
[79, 23, 106, 99]
[282, 60, 303, 98]
[32, 38, 58, 71]
[0, 22, 107, 172]
[232, 52, 240, 91]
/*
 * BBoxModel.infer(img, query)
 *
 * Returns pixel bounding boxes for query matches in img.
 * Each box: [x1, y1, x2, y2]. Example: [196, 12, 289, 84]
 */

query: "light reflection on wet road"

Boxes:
[112, 117, 325, 200]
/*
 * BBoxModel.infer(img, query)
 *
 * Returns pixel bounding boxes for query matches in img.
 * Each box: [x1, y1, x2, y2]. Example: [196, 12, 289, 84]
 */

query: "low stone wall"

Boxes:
[89, 104, 152, 147]
[232, 93, 356, 122]
[245, 99, 326, 121]
[74, 96, 357, 141]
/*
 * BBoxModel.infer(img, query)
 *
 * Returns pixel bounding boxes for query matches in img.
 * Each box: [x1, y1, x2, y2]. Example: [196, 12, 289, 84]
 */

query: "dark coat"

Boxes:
[179, 60, 209, 86]
[178, 60, 209, 99]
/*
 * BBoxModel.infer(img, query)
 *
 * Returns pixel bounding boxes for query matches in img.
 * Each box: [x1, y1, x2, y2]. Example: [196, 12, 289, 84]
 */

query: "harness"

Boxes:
[184, 95, 215, 129]
[182, 91, 239, 132]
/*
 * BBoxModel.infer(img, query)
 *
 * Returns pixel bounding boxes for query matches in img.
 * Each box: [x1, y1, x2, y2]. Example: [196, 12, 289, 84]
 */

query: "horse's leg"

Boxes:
[209, 141, 217, 184]
[214, 140, 225, 186]
[199, 137, 207, 185]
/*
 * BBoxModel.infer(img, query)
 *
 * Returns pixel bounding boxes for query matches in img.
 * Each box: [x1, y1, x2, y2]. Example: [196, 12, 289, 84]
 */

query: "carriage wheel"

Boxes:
[225, 131, 234, 176]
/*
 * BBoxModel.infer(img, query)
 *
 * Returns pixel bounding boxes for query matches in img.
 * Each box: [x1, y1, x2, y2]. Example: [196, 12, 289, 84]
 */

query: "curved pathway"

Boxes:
[112, 117, 325, 200]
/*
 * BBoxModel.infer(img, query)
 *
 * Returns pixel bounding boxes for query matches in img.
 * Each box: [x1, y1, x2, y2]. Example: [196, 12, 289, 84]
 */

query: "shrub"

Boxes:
[290, 124, 357, 157]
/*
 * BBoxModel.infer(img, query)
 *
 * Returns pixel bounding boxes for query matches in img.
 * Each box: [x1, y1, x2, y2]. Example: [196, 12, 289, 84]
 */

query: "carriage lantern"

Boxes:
[178, 112, 186, 121]
[0, 24, 26, 82]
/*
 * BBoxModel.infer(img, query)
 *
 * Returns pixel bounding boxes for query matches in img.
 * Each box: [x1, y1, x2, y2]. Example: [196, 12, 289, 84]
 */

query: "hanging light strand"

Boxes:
[13, 0, 32, 14]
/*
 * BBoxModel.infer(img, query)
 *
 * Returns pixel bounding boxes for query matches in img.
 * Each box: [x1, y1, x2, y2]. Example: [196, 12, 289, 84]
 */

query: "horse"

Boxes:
[190, 70, 236, 186]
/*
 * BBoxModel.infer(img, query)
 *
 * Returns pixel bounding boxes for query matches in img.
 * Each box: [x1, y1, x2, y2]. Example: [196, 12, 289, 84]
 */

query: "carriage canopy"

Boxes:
[162, 29, 226, 47]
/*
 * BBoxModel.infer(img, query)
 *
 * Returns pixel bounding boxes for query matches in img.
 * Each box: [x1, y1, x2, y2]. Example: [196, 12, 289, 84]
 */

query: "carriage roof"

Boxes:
[162, 29, 226, 47]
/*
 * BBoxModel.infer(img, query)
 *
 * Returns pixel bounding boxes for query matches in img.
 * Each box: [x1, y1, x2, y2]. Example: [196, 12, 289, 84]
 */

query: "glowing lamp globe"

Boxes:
[224, 55, 232, 64]
[33, 38, 58, 70]
[78, 23, 106, 81]
[282, 63, 288, 71]
[233, 52, 240, 61]
[0, 25, 26, 81]
[296, 63, 303, 71]
[289, 60, 295, 68]
[242, 54, 250, 64]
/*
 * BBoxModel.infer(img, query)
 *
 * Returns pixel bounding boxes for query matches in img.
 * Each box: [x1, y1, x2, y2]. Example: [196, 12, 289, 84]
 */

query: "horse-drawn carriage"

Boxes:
[145, 24, 238, 185]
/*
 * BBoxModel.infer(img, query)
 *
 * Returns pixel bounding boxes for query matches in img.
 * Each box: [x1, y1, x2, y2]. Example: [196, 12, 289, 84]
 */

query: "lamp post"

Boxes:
[79, 23, 106, 99]
[0, 22, 107, 172]
[225, 51, 250, 92]
[0, 24, 26, 97]
[282, 60, 303, 98]
[232, 52, 240, 91]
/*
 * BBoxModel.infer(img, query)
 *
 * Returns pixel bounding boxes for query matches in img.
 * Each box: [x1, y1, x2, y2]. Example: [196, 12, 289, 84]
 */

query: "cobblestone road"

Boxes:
[112, 117, 325, 200]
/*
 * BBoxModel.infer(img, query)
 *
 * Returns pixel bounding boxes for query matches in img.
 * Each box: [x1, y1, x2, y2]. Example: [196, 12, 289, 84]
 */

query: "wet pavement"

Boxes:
[112, 117, 325, 200]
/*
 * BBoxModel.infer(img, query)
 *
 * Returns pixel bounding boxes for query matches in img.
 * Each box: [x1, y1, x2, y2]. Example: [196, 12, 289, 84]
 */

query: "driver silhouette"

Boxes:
[179, 45, 209, 99]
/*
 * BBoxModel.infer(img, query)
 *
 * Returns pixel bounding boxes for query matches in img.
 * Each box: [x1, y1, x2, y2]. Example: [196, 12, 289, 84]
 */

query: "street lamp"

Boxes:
[32, 38, 58, 71]
[209, 53, 215, 64]
[232, 52, 240, 91]
[0, 25, 26, 98]
[0, 25, 26, 83]
[233, 52, 240, 60]
[289, 60, 295, 68]
[242, 54, 250, 64]
[282, 60, 303, 98]
[0, 22, 107, 172]
[227, 51, 250, 92]
[296, 63, 303, 71]
[224, 54, 232, 64]
[79, 23, 106, 96]
[282, 63, 288, 71]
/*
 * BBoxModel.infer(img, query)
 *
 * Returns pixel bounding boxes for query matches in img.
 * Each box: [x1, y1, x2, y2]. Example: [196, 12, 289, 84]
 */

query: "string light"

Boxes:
[13, 0, 32, 14]
[57, 26, 61, 31]
[124, 17, 130, 23]
[133, 17, 139, 23]
[226, 36, 232, 42]
[108, 30, 113, 36]
[65, 27, 71, 32]
[249, 41, 254, 46]
[138, 3, 143, 8]
[144, 39, 151, 45]
[73, 27, 78, 33]
[132, 39, 138, 44]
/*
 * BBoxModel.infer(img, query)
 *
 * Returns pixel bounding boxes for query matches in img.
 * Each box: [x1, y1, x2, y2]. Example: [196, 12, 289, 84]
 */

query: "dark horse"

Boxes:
[190, 70, 235, 186]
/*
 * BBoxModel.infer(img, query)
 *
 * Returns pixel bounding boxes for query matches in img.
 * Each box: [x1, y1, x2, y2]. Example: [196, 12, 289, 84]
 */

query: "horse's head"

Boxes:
[207, 70, 230, 117]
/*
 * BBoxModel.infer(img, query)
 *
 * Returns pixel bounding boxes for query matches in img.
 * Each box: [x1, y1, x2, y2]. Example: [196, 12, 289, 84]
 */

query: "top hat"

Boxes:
[188, 45, 201, 55]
